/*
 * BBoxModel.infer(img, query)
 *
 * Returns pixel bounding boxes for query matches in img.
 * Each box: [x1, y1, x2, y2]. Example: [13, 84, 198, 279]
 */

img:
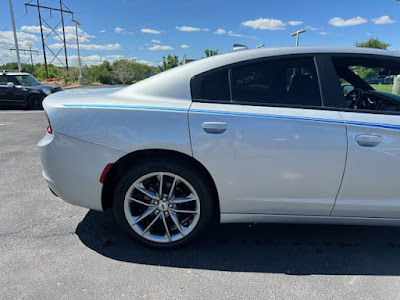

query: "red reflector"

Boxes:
[100, 163, 113, 183]
[47, 125, 52, 134]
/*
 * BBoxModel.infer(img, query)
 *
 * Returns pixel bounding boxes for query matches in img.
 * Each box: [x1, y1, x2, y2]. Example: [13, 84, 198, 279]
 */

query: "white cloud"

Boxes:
[151, 39, 161, 43]
[320, 32, 328, 35]
[366, 32, 372, 36]
[372, 16, 396, 24]
[289, 21, 303, 26]
[148, 45, 173, 50]
[241, 18, 286, 30]
[228, 31, 243, 37]
[141, 28, 161, 34]
[214, 28, 226, 34]
[176, 26, 201, 32]
[136, 59, 154, 66]
[114, 27, 125, 33]
[51, 43, 121, 50]
[203, 28, 210, 32]
[99, 30, 106, 33]
[181, 44, 190, 48]
[328, 17, 367, 27]
[305, 25, 322, 31]
[21, 25, 51, 33]
[0, 31, 39, 49]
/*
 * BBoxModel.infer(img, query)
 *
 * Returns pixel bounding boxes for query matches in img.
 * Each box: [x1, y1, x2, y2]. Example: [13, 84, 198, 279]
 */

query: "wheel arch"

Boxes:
[101, 149, 220, 221]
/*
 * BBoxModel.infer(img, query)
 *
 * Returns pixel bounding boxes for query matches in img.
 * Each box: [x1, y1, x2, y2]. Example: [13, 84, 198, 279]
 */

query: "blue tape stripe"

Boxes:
[62, 104, 400, 131]
[62, 104, 188, 112]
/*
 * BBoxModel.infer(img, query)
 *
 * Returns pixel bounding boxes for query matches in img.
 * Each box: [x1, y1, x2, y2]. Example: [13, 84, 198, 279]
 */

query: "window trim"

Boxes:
[191, 53, 326, 110]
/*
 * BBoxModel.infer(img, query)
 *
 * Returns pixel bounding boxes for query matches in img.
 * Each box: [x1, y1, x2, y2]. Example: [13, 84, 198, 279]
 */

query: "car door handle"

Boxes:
[202, 122, 227, 134]
[355, 134, 382, 147]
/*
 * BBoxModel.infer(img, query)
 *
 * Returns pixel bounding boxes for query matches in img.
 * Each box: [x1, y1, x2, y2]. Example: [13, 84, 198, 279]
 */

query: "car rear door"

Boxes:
[189, 55, 347, 216]
[328, 55, 400, 218]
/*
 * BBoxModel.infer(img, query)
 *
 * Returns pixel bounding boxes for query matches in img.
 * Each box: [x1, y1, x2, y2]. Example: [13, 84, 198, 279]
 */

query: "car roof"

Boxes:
[113, 46, 400, 102]
[1, 72, 30, 76]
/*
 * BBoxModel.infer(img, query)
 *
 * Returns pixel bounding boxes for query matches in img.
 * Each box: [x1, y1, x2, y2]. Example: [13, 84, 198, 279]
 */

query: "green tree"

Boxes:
[204, 49, 218, 57]
[157, 55, 179, 72]
[355, 38, 390, 50]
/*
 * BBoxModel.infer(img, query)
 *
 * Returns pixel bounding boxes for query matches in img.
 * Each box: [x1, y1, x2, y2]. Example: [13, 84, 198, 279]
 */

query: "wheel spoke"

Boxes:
[161, 213, 172, 241]
[128, 197, 155, 207]
[171, 208, 198, 214]
[131, 207, 156, 225]
[141, 213, 161, 235]
[167, 176, 178, 200]
[158, 173, 164, 198]
[170, 194, 197, 204]
[170, 211, 184, 235]
[134, 184, 158, 200]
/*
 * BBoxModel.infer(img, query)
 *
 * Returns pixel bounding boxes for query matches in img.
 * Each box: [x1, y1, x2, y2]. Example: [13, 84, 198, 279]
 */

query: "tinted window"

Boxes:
[231, 58, 322, 106]
[191, 69, 230, 101]
[0, 75, 8, 85]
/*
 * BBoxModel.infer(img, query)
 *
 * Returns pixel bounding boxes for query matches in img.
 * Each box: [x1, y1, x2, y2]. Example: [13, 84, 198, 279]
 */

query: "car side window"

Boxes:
[0, 75, 8, 85]
[332, 56, 400, 113]
[191, 57, 322, 107]
[230, 58, 322, 106]
[191, 69, 230, 101]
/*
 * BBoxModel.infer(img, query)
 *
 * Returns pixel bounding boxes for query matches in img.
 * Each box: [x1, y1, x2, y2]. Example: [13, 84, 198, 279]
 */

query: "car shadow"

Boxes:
[76, 209, 400, 275]
[0, 104, 37, 110]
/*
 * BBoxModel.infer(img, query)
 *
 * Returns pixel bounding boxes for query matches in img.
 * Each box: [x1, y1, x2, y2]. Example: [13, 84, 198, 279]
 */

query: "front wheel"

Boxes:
[113, 160, 214, 248]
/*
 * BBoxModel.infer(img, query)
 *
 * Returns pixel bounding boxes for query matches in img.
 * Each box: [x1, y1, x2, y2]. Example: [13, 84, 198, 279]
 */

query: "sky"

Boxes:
[1, 0, 400, 68]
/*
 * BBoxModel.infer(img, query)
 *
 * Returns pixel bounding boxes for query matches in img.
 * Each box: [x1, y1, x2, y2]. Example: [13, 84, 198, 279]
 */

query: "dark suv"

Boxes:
[0, 71, 63, 109]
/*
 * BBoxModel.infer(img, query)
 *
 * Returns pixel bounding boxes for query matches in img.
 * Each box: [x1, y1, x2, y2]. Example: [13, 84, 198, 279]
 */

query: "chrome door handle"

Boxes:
[202, 122, 227, 134]
[355, 134, 382, 147]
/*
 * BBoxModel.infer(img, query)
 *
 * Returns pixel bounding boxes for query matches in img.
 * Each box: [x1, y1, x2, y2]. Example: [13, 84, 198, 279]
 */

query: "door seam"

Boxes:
[329, 111, 348, 216]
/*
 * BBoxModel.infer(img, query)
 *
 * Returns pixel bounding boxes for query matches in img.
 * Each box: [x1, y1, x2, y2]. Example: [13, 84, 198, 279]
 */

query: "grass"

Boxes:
[370, 84, 393, 94]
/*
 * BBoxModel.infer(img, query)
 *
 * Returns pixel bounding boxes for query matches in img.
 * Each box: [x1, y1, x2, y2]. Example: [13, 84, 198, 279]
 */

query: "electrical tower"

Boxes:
[24, 0, 73, 79]
[10, 45, 38, 74]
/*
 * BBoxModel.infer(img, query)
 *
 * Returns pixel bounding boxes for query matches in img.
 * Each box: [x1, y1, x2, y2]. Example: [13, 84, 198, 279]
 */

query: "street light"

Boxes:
[71, 19, 84, 85]
[256, 44, 265, 48]
[291, 29, 306, 46]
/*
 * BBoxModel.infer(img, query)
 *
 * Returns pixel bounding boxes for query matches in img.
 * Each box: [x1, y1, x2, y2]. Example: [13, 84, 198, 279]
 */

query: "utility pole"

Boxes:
[24, 0, 73, 79]
[10, 46, 38, 74]
[72, 19, 83, 85]
[10, 45, 38, 73]
[8, 0, 22, 71]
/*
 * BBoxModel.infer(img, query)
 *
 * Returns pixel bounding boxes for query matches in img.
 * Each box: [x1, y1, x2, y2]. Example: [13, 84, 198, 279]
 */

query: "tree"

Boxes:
[204, 49, 218, 57]
[158, 55, 179, 72]
[355, 38, 390, 50]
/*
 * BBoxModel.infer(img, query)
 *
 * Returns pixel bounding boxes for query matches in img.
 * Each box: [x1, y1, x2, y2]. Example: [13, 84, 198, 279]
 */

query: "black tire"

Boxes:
[27, 94, 43, 110]
[113, 160, 214, 248]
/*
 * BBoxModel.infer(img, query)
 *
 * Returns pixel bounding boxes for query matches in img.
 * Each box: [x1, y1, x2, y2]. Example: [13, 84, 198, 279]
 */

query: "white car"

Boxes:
[39, 46, 400, 248]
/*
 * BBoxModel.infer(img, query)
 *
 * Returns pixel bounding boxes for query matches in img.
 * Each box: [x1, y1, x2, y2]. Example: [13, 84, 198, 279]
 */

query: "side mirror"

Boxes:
[7, 82, 15, 88]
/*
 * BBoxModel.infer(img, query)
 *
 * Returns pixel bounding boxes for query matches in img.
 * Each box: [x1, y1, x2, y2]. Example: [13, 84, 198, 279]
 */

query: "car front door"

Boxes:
[329, 55, 400, 218]
[189, 56, 347, 216]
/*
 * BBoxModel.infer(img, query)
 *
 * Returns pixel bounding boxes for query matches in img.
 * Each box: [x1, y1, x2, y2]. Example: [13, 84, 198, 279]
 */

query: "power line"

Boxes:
[24, 0, 73, 79]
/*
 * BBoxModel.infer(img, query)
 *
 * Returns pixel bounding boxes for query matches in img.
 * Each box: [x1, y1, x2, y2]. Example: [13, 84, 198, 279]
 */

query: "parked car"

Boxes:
[0, 71, 63, 109]
[366, 75, 386, 84]
[39, 47, 400, 248]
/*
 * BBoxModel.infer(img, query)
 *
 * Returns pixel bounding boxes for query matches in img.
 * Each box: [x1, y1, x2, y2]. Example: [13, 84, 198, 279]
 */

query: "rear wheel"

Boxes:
[27, 95, 43, 110]
[113, 160, 214, 248]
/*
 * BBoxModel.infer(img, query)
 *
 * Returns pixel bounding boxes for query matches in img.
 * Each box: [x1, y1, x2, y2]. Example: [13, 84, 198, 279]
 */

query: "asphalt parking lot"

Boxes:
[1, 108, 400, 299]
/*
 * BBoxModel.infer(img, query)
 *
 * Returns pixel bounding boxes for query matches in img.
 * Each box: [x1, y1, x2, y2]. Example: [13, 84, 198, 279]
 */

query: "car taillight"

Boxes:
[45, 113, 52, 134]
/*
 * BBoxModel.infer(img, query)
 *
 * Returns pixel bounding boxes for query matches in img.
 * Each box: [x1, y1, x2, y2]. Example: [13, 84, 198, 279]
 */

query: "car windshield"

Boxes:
[14, 75, 41, 86]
